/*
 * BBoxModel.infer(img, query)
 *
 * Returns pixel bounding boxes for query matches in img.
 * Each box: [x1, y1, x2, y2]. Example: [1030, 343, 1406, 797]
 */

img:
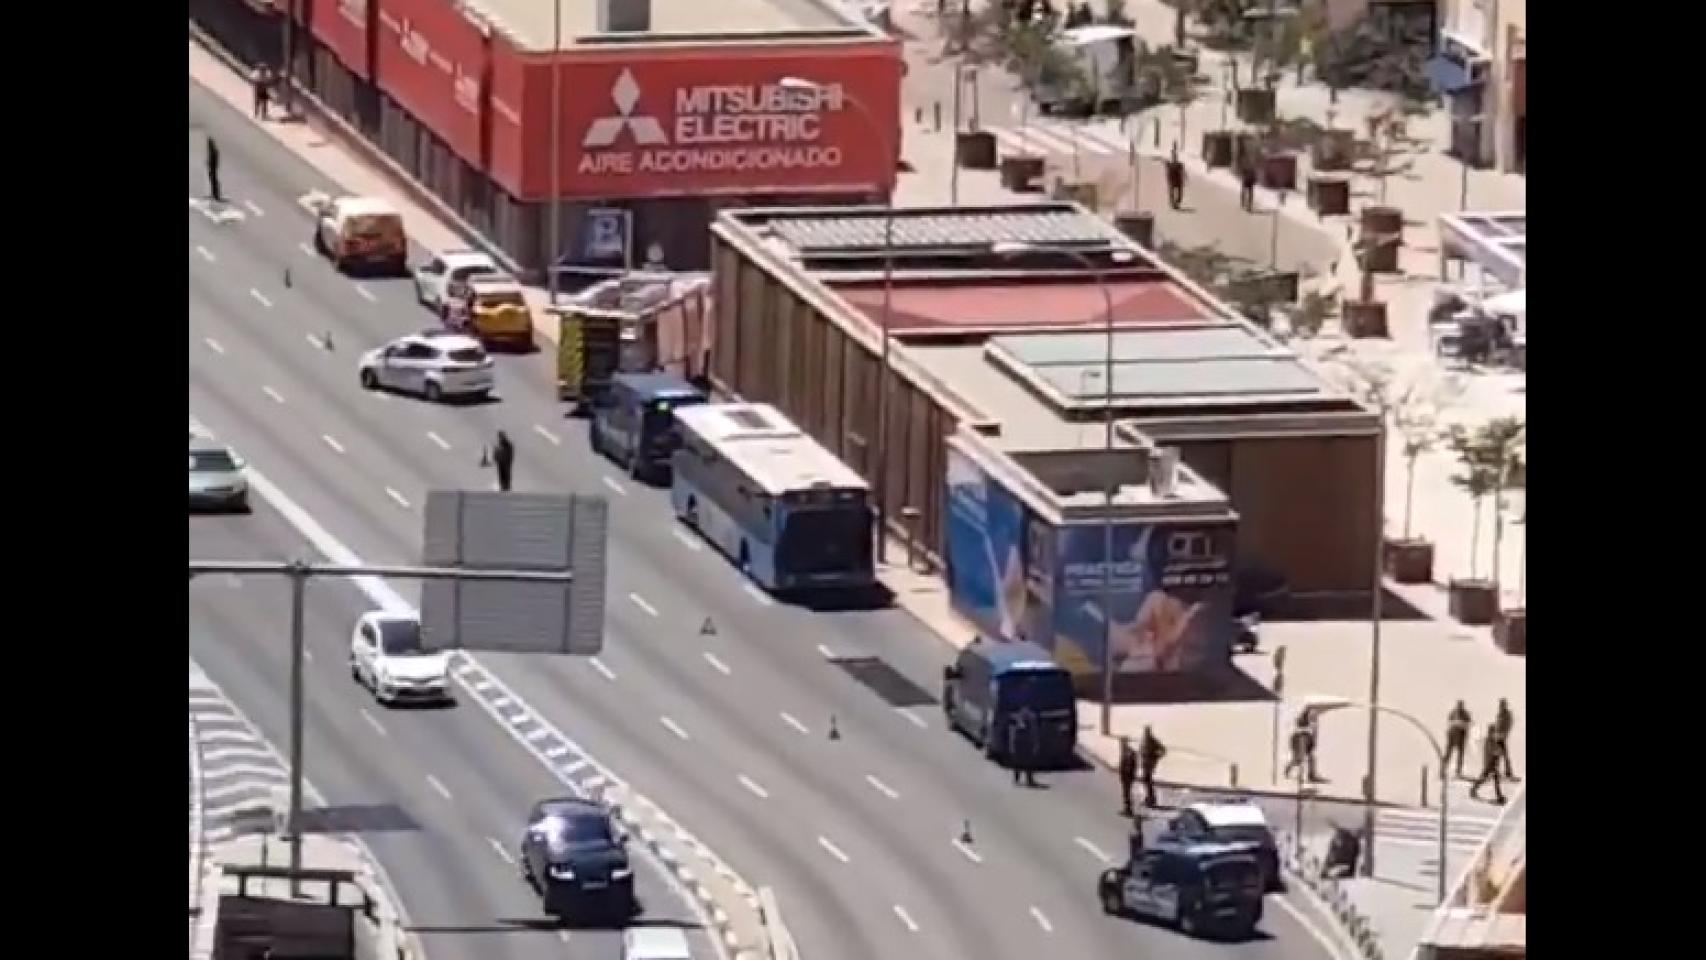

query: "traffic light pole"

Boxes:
[189, 560, 574, 896]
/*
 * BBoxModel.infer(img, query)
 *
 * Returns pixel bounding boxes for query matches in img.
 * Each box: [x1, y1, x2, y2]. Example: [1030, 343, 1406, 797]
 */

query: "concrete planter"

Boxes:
[1052, 180, 1100, 209]
[1448, 578, 1499, 626]
[1359, 206, 1404, 272]
[1342, 300, 1389, 338]
[1494, 608, 1527, 655]
[1308, 175, 1350, 215]
[1311, 129, 1356, 171]
[1233, 132, 1265, 173]
[999, 154, 1046, 192]
[956, 130, 997, 170]
[1260, 152, 1298, 191]
[1236, 88, 1276, 125]
[1202, 130, 1235, 168]
[1382, 537, 1435, 584]
[1113, 210, 1156, 248]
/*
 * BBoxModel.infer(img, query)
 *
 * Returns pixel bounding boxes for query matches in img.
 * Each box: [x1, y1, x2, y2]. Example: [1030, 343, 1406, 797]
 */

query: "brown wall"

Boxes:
[711, 236, 956, 556]
[1176, 434, 1378, 599]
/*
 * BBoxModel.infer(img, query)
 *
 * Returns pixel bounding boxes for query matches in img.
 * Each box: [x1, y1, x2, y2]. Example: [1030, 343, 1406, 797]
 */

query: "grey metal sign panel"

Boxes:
[419, 492, 607, 655]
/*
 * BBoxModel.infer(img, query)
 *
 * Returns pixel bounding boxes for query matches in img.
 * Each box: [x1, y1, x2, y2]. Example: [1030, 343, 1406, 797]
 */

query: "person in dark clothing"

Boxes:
[1008, 709, 1040, 787]
[1164, 146, 1186, 210]
[1444, 701, 1472, 778]
[1494, 699, 1517, 779]
[1468, 722, 1506, 804]
[252, 67, 272, 120]
[1117, 736, 1138, 816]
[1283, 717, 1312, 781]
[206, 138, 223, 203]
[1239, 158, 1258, 211]
[490, 430, 515, 492]
[1137, 726, 1165, 808]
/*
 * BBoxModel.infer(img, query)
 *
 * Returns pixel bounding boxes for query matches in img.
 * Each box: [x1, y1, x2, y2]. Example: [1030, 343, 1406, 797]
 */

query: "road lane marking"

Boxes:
[386, 487, 411, 509]
[865, 775, 899, 800]
[303, 650, 314, 663]
[487, 837, 514, 865]
[629, 592, 659, 617]
[557, 931, 571, 944]
[196, 245, 217, 263]
[893, 904, 920, 933]
[780, 712, 810, 735]
[589, 657, 617, 682]
[1030, 907, 1054, 933]
[952, 837, 983, 864]
[1274, 895, 1347, 960]
[355, 285, 377, 302]
[426, 775, 453, 801]
[737, 774, 769, 800]
[671, 528, 702, 551]
[744, 583, 773, 605]
[321, 434, 345, 454]
[816, 644, 836, 659]
[526, 727, 551, 742]
[659, 716, 690, 741]
[817, 836, 850, 864]
[250, 288, 273, 309]
[533, 424, 560, 446]
[262, 386, 286, 404]
[243, 199, 265, 217]
[306, 333, 328, 349]
[202, 336, 226, 355]
[1075, 837, 1112, 864]
[426, 431, 451, 451]
[358, 708, 388, 738]
[896, 708, 927, 729]
[299, 241, 315, 257]
[602, 476, 627, 497]
[703, 652, 731, 676]
[559, 758, 588, 774]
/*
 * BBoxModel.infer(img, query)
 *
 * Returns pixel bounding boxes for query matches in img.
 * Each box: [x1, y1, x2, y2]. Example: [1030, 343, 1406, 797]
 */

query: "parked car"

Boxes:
[519, 797, 638, 920]
[413, 250, 501, 315]
[348, 612, 452, 706]
[190, 439, 249, 513]
[310, 194, 408, 276]
[358, 331, 495, 402]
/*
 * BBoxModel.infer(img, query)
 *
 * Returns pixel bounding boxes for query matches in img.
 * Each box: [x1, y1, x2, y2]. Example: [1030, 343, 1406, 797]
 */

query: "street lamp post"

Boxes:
[548, 0, 563, 302]
[1302, 694, 1452, 904]
[781, 76, 897, 564]
[991, 241, 1136, 735]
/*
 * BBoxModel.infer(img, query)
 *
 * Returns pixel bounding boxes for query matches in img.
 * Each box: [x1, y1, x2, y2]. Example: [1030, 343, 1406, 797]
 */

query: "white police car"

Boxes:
[1165, 798, 1282, 891]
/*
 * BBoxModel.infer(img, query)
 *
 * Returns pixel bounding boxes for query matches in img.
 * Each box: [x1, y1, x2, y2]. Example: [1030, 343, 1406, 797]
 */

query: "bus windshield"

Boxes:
[776, 505, 872, 575]
[997, 670, 1075, 711]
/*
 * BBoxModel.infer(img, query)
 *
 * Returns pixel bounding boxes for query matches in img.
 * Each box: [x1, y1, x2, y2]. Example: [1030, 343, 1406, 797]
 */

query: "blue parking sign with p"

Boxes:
[584, 208, 628, 263]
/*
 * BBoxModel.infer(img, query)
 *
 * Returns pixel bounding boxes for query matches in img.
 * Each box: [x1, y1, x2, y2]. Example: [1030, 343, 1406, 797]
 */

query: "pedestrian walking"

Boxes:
[1468, 722, 1506, 804]
[1137, 725, 1166, 808]
[206, 137, 223, 203]
[490, 430, 515, 492]
[1283, 716, 1310, 781]
[1443, 700, 1472, 778]
[1239, 157, 1258, 211]
[1008, 708, 1040, 787]
[1164, 146, 1186, 210]
[252, 66, 272, 120]
[1117, 736, 1138, 815]
[1494, 698, 1518, 780]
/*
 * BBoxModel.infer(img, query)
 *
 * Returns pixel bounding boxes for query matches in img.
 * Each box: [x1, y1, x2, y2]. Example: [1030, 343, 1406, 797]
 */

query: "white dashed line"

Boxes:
[299, 241, 315, 257]
[893, 904, 920, 933]
[817, 644, 836, 659]
[426, 775, 453, 801]
[243, 199, 265, 217]
[672, 528, 702, 551]
[780, 712, 810, 736]
[659, 716, 690, 741]
[262, 386, 286, 404]
[865, 775, 899, 800]
[745, 584, 773, 605]
[533, 424, 560, 446]
[250, 288, 273, 309]
[196, 245, 217, 262]
[356, 285, 377, 302]
[202, 336, 226, 355]
[426, 431, 451, 451]
[1030, 907, 1054, 933]
[737, 774, 769, 800]
[703, 652, 731, 676]
[557, 931, 571, 944]
[359, 708, 388, 738]
[817, 836, 850, 864]
[321, 434, 345, 455]
[951, 838, 983, 864]
[629, 592, 659, 617]
[303, 650, 314, 663]
[306, 333, 327, 349]
[589, 657, 617, 682]
[386, 487, 412, 509]
[487, 837, 514, 865]
[897, 709, 927, 729]
[602, 476, 627, 497]
[1074, 837, 1112, 864]
[1274, 895, 1346, 959]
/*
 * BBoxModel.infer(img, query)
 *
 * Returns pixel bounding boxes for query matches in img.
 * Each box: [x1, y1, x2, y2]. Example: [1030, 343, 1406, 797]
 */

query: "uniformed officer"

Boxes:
[1444, 700, 1472, 778]
[1008, 708, 1040, 787]
[1469, 722, 1506, 804]
[1138, 726, 1166, 808]
[1118, 736, 1138, 816]
[1493, 698, 1518, 780]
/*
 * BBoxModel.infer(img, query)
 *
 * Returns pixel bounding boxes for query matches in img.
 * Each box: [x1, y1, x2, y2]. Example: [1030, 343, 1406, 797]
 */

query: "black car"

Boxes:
[519, 798, 637, 919]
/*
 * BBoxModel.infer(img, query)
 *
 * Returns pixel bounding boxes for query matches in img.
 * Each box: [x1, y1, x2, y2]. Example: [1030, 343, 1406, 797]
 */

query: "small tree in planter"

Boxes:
[1477, 415, 1527, 598]
[1443, 424, 1502, 626]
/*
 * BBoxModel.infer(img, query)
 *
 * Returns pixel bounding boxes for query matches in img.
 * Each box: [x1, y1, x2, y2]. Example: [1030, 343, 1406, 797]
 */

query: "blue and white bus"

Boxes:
[670, 403, 874, 593]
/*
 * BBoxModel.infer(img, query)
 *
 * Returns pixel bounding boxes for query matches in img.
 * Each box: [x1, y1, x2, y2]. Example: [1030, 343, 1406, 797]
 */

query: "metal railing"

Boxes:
[758, 887, 800, 960]
[189, 709, 209, 917]
[1415, 783, 1526, 958]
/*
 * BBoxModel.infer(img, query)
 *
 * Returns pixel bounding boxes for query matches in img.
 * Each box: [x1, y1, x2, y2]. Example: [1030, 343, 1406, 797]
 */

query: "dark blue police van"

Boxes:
[588, 372, 706, 483]
[941, 638, 1078, 768]
[1098, 838, 1266, 939]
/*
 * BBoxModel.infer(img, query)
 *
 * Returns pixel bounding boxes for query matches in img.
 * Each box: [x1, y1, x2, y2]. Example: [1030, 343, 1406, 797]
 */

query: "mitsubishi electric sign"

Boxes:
[556, 52, 899, 198]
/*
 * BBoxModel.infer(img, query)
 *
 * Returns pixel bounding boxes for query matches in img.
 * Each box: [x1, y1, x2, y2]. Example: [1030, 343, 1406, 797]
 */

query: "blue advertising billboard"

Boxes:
[944, 447, 1034, 643]
[1049, 521, 1236, 676]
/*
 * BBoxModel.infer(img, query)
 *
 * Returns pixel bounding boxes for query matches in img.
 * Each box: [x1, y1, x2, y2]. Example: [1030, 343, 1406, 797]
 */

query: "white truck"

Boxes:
[1034, 24, 1140, 116]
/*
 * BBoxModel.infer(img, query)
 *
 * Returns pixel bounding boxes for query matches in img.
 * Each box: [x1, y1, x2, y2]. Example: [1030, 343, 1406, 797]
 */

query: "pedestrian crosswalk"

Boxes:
[190, 661, 293, 845]
[189, 195, 248, 225]
[1375, 806, 1500, 854]
[981, 119, 1145, 161]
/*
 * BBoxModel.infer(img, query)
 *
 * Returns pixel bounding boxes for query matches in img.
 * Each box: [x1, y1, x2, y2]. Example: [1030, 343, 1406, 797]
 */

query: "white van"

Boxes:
[622, 926, 692, 960]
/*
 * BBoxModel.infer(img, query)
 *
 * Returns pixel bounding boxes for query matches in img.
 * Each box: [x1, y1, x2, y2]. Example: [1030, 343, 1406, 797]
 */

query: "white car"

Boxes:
[414, 250, 501, 315]
[349, 612, 453, 706]
[190, 438, 250, 512]
[359, 331, 495, 402]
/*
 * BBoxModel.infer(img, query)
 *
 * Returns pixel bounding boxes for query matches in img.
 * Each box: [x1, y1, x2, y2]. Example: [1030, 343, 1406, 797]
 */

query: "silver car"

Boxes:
[358, 332, 496, 402]
[190, 440, 249, 512]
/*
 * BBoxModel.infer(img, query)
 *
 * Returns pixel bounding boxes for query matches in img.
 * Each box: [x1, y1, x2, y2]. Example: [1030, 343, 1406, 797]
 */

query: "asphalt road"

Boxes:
[191, 505, 711, 960]
[189, 76, 1344, 960]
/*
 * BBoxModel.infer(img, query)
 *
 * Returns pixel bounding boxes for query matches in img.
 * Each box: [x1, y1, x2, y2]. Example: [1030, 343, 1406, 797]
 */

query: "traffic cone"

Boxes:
[322, 331, 334, 351]
[959, 819, 974, 845]
[700, 617, 716, 637]
[283, 267, 292, 289]
[479, 447, 490, 468]
[828, 716, 840, 741]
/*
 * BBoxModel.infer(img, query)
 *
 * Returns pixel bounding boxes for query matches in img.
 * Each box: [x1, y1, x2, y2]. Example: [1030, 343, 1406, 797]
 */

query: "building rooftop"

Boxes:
[474, 0, 868, 51]
[1438, 210, 1526, 288]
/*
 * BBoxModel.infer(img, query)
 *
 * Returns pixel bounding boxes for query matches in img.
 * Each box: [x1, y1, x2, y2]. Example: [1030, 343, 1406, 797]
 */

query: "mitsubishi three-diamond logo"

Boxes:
[582, 69, 669, 149]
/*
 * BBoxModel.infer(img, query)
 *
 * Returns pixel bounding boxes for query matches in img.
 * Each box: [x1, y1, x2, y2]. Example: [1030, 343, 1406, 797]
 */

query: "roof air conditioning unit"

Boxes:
[1148, 447, 1180, 499]
[598, 0, 651, 33]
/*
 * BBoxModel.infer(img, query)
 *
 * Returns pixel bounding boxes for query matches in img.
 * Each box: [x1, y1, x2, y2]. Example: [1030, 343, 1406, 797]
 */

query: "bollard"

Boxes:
[1420, 766, 1429, 808]
[828, 715, 841, 740]
[323, 331, 334, 351]
[915, 106, 923, 125]
[933, 102, 942, 132]
[283, 267, 292, 288]
[959, 819, 973, 844]
[1229, 763, 1239, 789]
